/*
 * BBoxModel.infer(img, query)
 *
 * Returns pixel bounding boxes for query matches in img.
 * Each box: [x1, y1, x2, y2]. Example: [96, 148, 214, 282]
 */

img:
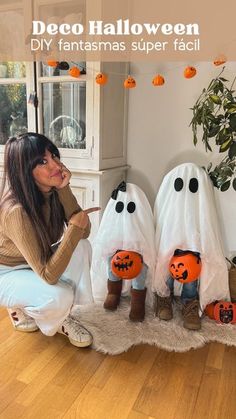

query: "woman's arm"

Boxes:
[4, 206, 85, 284]
[57, 184, 82, 221]
[57, 185, 91, 238]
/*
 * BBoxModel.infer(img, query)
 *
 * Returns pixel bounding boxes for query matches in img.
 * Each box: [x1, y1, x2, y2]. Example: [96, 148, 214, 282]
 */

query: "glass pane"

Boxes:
[42, 82, 86, 149]
[0, 84, 27, 145]
[0, 62, 26, 78]
[41, 61, 86, 77]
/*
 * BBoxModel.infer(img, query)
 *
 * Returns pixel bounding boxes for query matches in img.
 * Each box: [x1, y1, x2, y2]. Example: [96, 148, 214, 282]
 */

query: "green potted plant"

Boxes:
[190, 66, 236, 191]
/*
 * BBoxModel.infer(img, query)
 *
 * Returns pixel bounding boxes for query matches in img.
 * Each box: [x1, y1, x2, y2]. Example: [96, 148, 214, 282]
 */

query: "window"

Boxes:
[0, 62, 28, 144]
[0, 60, 92, 161]
[38, 61, 87, 149]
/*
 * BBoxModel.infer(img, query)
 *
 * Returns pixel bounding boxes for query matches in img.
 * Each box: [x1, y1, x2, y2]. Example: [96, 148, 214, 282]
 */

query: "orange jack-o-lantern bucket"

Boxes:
[169, 249, 202, 283]
[205, 301, 236, 324]
[111, 250, 143, 280]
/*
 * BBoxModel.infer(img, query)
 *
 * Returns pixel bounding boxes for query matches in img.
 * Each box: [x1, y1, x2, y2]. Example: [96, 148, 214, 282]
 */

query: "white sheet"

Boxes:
[153, 163, 230, 311]
[91, 182, 156, 306]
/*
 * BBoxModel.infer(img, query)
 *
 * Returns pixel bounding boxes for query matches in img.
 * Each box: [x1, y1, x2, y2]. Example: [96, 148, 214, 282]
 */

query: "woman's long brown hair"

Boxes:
[0, 133, 66, 263]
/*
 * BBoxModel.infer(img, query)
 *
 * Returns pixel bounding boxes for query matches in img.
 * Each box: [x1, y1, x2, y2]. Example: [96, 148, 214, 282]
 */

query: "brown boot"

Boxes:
[182, 299, 201, 330]
[129, 288, 147, 322]
[156, 295, 173, 320]
[103, 279, 122, 310]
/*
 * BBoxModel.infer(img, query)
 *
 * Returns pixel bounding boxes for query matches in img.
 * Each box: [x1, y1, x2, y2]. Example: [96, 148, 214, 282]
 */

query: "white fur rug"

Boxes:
[71, 299, 236, 355]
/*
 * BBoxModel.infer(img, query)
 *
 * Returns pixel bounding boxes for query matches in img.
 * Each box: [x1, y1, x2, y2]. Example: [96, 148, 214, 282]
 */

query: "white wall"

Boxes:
[126, 62, 236, 255]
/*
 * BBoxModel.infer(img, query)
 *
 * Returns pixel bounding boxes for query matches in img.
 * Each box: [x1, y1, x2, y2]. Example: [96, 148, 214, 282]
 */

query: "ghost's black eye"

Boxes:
[127, 201, 136, 213]
[174, 177, 184, 192]
[115, 201, 124, 213]
[189, 178, 198, 193]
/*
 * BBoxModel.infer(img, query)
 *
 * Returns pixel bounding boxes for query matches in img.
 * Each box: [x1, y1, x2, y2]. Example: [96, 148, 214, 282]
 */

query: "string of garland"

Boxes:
[46, 57, 227, 88]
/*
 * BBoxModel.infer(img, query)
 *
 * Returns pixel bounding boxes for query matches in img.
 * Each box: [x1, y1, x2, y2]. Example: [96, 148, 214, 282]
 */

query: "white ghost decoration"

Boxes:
[91, 182, 156, 306]
[153, 163, 230, 311]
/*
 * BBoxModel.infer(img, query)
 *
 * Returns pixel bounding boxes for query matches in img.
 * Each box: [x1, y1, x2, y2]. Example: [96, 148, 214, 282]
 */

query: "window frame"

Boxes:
[36, 61, 94, 161]
[0, 62, 36, 163]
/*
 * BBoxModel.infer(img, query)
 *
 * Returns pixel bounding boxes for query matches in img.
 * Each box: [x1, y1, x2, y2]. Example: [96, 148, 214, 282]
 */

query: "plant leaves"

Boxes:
[209, 95, 222, 105]
[220, 181, 231, 191]
[228, 141, 236, 159]
[233, 178, 236, 191]
[193, 132, 198, 146]
[219, 77, 228, 82]
[227, 106, 236, 114]
[207, 162, 212, 172]
[208, 124, 220, 137]
[229, 114, 236, 129]
[219, 138, 233, 152]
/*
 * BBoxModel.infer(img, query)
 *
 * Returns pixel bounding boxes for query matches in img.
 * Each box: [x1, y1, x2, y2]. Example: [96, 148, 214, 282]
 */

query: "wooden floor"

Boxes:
[0, 307, 236, 419]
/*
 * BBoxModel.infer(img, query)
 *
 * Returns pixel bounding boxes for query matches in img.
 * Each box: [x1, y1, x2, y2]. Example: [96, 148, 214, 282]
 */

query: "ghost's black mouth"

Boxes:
[114, 261, 133, 271]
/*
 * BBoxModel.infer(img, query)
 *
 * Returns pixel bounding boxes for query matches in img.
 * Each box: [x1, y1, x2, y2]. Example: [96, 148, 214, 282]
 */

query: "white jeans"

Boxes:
[0, 240, 93, 336]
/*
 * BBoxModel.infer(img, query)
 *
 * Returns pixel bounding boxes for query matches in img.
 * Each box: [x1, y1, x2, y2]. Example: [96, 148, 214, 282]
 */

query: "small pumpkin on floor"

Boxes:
[205, 301, 236, 324]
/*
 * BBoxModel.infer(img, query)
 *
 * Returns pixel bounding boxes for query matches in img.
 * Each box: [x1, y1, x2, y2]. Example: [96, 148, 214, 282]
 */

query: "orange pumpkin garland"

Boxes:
[213, 57, 226, 66]
[152, 74, 165, 86]
[111, 250, 143, 280]
[184, 66, 197, 79]
[95, 73, 108, 85]
[124, 76, 136, 89]
[47, 60, 59, 67]
[69, 66, 81, 78]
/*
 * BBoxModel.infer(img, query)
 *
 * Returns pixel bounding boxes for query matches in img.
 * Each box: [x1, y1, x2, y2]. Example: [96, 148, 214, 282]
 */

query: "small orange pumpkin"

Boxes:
[205, 301, 236, 324]
[184, 66, 197, 79]
[96, 73, 108, 85]
[47, 60, 59, 67]
[169, 250, 202, 283]
[111, 250, 143, 280]
[124, 76, 136, 89]
[213, 56, 226, 66]
[152, 74, 165, 86]
[69, 66, 81, 78]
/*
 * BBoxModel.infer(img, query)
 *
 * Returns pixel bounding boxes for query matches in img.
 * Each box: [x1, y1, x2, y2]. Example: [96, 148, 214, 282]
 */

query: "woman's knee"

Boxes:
[48, 282, 74, 311]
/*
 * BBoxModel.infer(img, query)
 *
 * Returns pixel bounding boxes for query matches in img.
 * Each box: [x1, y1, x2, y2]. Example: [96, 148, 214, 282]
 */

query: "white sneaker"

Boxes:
[7, 308, 39, 332]
[58, 316, 93, 348]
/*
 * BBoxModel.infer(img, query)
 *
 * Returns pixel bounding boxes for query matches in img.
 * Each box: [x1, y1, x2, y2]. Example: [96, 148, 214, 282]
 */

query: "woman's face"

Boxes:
[32, 149, 63, 192]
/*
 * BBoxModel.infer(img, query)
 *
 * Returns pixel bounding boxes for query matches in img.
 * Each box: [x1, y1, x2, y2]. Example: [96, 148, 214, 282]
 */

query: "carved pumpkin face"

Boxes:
[205, 301, 236, 324]
[124, 76, 136, 88]
[111, 250, 143, 280]
[96, 73, 108, 85]
[152, 74, 165, 86]
[69, 67, 81, 78]
[169, 252, 202, 283]
[184, 66, 197, 79]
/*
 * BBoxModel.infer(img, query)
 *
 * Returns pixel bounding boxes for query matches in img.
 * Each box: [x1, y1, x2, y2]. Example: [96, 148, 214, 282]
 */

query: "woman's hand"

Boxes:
[55, 159, 71, 189]
[69, 207, 101, 230]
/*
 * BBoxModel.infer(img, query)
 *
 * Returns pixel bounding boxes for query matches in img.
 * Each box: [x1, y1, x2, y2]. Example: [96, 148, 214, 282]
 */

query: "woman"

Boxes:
[0, 132, 100, 347]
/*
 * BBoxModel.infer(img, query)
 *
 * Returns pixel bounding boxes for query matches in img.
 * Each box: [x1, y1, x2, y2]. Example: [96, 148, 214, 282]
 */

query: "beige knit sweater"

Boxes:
[0, 185, 90, 284]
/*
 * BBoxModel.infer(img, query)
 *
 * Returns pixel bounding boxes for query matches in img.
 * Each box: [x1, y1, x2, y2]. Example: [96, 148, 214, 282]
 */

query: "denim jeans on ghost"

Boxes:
[167, 276, 199, 303]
